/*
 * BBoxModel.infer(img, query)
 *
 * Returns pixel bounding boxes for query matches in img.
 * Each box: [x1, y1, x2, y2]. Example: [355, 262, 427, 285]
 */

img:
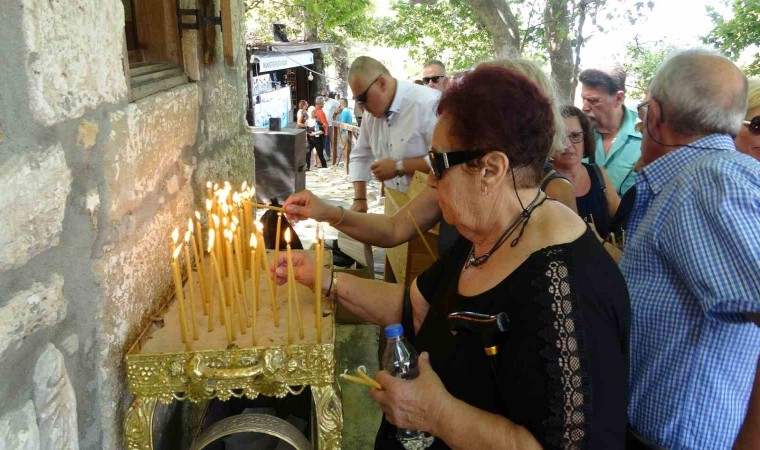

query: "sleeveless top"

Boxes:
[576, 163, 610, 237]
[375, 229, 630, 449]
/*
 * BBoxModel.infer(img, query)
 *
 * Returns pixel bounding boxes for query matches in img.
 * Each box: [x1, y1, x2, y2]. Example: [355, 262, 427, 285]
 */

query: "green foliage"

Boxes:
[245, 0, 372, 46]
[370, 0, 494, 71]
[702, 0, 760, 76]
[624, 39, 676, 100]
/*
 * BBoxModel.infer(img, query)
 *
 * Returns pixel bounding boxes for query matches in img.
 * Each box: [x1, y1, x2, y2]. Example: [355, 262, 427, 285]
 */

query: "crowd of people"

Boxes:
[295, 88, 355, 170]
[278, 49, 759, 450]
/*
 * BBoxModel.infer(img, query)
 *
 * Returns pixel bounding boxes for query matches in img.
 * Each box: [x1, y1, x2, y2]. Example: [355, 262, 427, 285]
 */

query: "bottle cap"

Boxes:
[384, 323, 404, 338]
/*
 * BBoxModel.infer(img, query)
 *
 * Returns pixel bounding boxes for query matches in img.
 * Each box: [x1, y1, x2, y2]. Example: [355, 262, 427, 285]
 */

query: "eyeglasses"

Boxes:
[566, 131, 585, 144]
[428, 149, 487, 180]
[743, 116, 760, 135]
[422, 76, 444, 84]
[353, 76, 380, 104]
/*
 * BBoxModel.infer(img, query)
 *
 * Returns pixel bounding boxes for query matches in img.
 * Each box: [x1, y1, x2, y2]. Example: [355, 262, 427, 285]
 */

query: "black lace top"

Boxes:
[376, 228, 629, 450]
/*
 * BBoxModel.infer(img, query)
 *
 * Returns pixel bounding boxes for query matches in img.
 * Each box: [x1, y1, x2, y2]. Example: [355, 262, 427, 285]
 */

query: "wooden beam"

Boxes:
[220, 0, 234, 66]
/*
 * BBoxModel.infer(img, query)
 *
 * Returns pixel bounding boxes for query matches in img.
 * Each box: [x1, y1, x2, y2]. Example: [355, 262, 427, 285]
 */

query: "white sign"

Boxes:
[254, 86, 291, 128]
[252, 51, 314, 72]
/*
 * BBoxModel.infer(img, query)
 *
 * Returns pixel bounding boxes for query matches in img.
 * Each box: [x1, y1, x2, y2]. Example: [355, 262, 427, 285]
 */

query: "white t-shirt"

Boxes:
[348, 80, 440, 192]
[323, 98, 340, 126]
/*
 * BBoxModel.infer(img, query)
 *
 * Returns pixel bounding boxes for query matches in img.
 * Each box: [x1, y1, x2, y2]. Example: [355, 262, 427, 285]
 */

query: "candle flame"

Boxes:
[173, 244, 182, 259]
[212, 214, 220, 228]
[195, 211, 201, 220]
[208, 230, 215, 250]
[187, 218, 193, 232]
[232, 215, 239, 225]
[250, 186, 255, 196]
[242, 181, 248, 190]
[205, 199, 212, 211]
[230, 222, 237, 232]
[232, 192, 240, 203]
[222, 217, 228, 227]
[250, 233, 257, 248]
[224, 229, 233, 242]
[171, 228, 179, 244]
[184, 230, 191, 243]
[214, 183, 219, 191]
[285, 228, 291, 243]
[206, 181, 212, 189]
[222, 203, 229, 215]
[254, 221, 263, 232]
[224, 181, 231, 190]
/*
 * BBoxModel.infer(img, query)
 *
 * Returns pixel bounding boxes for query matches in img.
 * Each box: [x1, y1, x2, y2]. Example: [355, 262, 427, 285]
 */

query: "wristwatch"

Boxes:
[395, 159, 405, 177]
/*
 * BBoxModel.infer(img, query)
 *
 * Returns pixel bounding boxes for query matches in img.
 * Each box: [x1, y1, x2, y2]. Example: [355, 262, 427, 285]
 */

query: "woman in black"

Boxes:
[306, 107, 327, 169]
[552, 106, 620, 238]
[275, 66, 629, 449]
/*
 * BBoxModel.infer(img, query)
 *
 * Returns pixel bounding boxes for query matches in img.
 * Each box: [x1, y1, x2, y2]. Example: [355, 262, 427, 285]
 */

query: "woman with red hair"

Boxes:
[276, 65, 629, 449]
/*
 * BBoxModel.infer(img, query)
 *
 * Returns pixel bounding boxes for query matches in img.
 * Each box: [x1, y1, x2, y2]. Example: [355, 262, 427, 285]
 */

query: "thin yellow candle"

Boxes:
[285, 229, 304, 340]
[231, 219, 245, 295]
[285, 229, 294, 344]
[244, 201, 286, 213]
[224, 229, 244, 337]
[273, 213, 283, 302]
[250, 234, 258, 346]
[208, 231, 232, 343]
[232, 223, 251, 327]
[407, 211, 437, 260]
[182, 231, 199, 340]
[171, 244, 192, 351]
[256, 221, 278, 326]
[189, 217, 209, 316]
[315, 226, 323, 342]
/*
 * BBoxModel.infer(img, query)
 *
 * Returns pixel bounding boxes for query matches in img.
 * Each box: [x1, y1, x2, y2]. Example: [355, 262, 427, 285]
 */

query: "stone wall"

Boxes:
[0, 0, 251, 448]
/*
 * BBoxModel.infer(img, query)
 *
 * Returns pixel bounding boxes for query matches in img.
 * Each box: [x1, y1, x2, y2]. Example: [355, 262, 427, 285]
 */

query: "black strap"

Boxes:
[401, 286, 415, 346]
[591, 163, 606, 193]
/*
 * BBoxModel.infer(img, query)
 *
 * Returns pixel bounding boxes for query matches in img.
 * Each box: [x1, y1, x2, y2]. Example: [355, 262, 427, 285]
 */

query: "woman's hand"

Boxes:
[370, 352, 450, 434]
[271, 250, 332, 294]
[283, 190, 337, 223]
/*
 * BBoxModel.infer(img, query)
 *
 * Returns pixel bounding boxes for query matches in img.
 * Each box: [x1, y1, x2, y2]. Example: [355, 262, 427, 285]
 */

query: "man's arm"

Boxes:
[348, 117, 374, 207]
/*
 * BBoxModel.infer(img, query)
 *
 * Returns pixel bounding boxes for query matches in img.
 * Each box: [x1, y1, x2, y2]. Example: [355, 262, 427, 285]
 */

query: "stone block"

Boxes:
[33, 344, 79, 450]
[205, 76, 244, 144]
[93, 186, 193, 448]
[0, 144, 72, 272]
[76, 120, 99, 150]
[194, 133, 255, 192]
[104, 84, 200, 219]
[21, 0, 128, 126]
[0, 401, 40, 450]
[0, 274, 67, 361]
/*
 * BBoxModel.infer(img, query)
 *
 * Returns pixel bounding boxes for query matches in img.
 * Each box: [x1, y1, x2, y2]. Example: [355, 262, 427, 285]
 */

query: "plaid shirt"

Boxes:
[620, 134, 760, 449]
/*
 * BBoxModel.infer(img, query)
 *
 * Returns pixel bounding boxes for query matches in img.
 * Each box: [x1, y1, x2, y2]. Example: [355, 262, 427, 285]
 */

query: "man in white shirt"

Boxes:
[347, 56, 440, 212]
[321, 89, 340, 159]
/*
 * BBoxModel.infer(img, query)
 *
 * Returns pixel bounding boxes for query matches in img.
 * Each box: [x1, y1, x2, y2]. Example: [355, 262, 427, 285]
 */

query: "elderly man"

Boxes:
[321, 89, 340, 159]
[347, 56, 440, 212]
[580, 65, 641, 195]
[620, 49, 760, 449]
[422, 59, 448, 92]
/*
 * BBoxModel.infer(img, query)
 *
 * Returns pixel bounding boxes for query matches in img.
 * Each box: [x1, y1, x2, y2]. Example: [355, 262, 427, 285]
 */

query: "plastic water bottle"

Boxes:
[382, 323, 435, 450]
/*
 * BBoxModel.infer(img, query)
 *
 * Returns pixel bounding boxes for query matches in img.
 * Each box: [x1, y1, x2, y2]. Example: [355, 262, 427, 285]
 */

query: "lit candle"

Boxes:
[231, 223, 250, 328]
[170, 227, 180, 255]
[171, 244, 192, 351]
[256, 221, 278, 327]
[250, 233, 258, 346]
[189, 217, 209, 316]
[182, 231, 199, 340]
[285, 229, 304, 341]
[208, 231, 231, 343]
[273, 213, 283, 302]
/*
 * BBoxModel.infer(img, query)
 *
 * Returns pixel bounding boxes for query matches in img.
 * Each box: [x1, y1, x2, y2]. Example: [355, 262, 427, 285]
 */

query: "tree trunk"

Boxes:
[464, 0, 521, 58]
[544, 0, 575, 101]
[330, 46, 349, 98]
[309, 49, 326, 102]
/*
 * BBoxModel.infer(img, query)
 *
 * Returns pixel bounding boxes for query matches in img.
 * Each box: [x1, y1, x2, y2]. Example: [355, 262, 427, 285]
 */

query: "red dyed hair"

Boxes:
[437, 65, 554, 186]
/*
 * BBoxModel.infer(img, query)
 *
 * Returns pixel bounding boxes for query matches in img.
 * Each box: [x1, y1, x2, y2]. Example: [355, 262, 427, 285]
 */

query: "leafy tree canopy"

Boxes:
[624, 38, 676, 99]
[702, 0, 760, 76]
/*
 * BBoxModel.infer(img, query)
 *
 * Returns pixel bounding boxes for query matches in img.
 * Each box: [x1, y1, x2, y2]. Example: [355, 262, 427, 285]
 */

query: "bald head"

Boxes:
[650, 49, 747, 136]
[349, 56, 391, 85]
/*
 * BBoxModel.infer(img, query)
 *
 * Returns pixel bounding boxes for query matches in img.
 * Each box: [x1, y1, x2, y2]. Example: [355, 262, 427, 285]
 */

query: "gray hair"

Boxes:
[424, 59, 446, 74]
[579, 64, 627, 94]
[315, 96, 325, 106]
[650, 49, 747, 136]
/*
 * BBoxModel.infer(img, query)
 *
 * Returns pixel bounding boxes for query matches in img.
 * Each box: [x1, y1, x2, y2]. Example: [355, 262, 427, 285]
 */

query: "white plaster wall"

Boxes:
[21, 0, 128, 126]
[0, 145, 72, 272]
[104, 84, 201, 219]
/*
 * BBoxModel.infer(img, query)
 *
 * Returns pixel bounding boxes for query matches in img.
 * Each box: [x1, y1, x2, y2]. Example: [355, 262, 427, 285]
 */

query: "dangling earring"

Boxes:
[481, 183, 490, 197]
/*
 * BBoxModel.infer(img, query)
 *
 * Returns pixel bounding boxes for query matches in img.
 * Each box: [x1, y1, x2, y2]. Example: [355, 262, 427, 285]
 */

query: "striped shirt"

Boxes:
[620, 134, 760, 449]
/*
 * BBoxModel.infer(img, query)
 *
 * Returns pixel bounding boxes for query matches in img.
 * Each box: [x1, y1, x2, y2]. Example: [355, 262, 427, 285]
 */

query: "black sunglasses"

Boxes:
[743, 116, 760, 135]
[422, 76, 444, 84]
[353, 76, 380, 104]
[428, 149, 487, 180]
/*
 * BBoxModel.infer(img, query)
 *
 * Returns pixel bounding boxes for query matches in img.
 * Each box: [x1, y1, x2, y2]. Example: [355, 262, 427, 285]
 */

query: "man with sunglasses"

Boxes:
[347, 56, 440, 212]
[579, 64, 642, 196]
[735, 77, 760, 162]
[620, 50, 760, 450]
[422, 59, 448, 93]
